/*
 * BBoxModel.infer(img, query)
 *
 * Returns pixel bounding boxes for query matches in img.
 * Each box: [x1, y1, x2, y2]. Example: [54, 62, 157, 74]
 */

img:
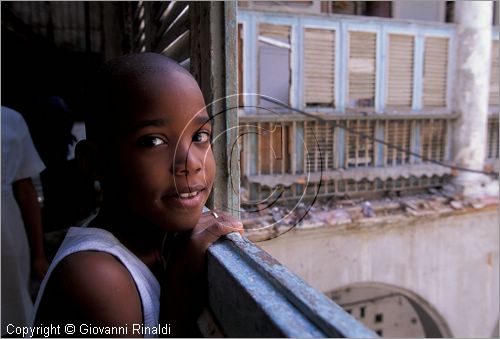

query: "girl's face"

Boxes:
[104, 70, 216, 232]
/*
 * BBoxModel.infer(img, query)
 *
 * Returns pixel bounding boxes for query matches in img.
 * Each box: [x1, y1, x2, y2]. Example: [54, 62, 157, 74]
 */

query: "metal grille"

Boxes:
[240, 116, 454, 203]
[258, 122, 290, 175]
[304, 120, 336, 172]
[385, 120, 411, 165]
[487, 117, 499, 159]
[420, 119, 447, 162]
[346, 120, 375, 168]
[245, 176, 449, 202]
[238, 122, 292, 176]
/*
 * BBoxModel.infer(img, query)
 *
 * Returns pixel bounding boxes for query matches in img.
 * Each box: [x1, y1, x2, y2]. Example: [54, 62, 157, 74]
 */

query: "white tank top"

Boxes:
[31, 227, 161, 336]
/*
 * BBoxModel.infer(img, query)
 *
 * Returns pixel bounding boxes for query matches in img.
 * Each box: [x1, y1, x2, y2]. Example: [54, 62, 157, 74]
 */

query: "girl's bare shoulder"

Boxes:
[36, 251, 143, 329]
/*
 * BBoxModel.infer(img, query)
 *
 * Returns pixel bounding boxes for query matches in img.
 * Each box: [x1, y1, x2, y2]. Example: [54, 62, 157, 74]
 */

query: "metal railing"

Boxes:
[239, 113, 455, 202]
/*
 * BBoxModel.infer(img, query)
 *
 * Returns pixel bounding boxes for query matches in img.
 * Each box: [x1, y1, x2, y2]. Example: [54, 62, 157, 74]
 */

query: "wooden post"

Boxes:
[190, 2, 240, 215]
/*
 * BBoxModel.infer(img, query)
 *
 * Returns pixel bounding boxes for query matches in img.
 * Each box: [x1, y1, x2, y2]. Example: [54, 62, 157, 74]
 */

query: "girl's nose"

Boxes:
[172, 141, 202, 176]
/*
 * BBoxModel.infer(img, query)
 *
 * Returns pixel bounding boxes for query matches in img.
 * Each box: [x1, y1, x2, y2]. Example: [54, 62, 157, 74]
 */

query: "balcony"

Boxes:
[202, 233, 377, 337]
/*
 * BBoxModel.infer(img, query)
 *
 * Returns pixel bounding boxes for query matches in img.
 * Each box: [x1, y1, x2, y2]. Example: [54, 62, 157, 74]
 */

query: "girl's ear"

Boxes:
[75, 140, 104, 181]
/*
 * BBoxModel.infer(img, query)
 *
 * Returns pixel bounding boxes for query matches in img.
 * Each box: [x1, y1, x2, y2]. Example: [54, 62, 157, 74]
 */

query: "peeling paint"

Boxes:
[208, 233, 377, 337]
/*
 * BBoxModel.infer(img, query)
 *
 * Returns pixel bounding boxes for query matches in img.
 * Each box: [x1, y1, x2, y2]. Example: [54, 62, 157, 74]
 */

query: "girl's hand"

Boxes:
[174, 209, 244, 276]
[190, 209, 244, 252]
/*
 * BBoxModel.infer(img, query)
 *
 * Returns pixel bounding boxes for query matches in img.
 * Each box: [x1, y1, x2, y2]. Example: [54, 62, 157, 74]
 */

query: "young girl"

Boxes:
[32, 53, 243, 337]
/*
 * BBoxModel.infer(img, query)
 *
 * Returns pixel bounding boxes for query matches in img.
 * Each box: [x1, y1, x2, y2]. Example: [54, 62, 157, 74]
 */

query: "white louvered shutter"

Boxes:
[387, 34, 414, 107]
[423, 37, 448, 107]
[304, 28, 335, 107]
[348, 31, 377, 107]
[259, 23, 290, 42]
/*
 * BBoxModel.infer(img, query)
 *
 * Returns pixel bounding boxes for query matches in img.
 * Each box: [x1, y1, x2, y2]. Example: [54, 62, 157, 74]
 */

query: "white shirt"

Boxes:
[31, 227, 161, 337]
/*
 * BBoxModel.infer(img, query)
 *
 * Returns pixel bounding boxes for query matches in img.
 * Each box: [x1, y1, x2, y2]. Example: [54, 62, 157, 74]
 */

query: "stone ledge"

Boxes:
[243, 192, 499, 242]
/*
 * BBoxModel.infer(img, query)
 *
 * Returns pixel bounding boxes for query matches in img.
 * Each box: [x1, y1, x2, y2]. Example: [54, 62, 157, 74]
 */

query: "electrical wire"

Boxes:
[259, 96, 499, 177]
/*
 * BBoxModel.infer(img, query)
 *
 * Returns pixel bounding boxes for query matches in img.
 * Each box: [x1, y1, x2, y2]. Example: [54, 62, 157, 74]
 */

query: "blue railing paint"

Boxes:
[207, 233, 378, 338]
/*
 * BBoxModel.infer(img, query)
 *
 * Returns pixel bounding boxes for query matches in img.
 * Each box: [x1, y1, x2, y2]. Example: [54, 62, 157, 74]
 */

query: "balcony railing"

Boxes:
[239, 112, 455, 202]
[204, 233, 378, 337]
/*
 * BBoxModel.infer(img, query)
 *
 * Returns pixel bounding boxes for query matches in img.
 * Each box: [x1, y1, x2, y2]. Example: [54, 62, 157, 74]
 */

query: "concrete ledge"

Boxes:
[206, 233, 377, 337]
[243, 192, 499, 242]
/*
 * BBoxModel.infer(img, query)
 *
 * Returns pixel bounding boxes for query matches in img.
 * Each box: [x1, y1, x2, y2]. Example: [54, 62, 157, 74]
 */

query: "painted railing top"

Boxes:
[245, 164, 453, 187]
[207, 233, 377, 338]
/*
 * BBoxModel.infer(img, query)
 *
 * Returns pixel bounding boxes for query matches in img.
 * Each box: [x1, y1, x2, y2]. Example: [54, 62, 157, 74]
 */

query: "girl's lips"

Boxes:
[165, 188, 206, 209]
[167, 184, 206, 197]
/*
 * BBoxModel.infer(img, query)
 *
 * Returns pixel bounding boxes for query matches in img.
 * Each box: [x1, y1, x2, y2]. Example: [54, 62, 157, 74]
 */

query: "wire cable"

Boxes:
[259, 96, 499, 177]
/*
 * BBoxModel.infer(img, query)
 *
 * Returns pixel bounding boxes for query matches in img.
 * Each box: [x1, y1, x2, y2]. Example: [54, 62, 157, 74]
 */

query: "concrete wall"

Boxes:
[258, 208, 499, 338]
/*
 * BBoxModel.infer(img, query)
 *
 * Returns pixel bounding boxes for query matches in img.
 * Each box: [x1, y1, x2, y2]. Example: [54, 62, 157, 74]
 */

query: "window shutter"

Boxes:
[259, 23, 290, 41]
[304, 28, 335, 107]
[490, 40, 499, 106]
[423, 37, 448, 108]
[348, 31, 376, 107]
[386, 34, 414, 107]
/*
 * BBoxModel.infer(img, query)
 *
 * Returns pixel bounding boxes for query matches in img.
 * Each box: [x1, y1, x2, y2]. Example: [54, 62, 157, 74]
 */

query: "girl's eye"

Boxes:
[193, 131, 211, 143]
[138, 136, 166, 147]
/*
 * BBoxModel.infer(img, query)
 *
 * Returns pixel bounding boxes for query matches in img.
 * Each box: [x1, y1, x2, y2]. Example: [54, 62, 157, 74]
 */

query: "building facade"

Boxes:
[237, 1, 499, 337]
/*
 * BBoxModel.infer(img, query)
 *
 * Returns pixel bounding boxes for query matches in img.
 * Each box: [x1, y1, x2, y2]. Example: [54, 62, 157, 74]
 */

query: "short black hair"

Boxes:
[84, 53, 193, 142]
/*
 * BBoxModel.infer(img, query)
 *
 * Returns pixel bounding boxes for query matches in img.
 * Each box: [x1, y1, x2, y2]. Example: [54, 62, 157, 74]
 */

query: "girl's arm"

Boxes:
[34, 252, 143, 337]
[160, 210, 243, 336]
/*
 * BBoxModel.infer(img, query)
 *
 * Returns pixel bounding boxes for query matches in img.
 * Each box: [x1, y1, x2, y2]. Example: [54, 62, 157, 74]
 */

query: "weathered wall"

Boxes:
[258, 208, 499, 338]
